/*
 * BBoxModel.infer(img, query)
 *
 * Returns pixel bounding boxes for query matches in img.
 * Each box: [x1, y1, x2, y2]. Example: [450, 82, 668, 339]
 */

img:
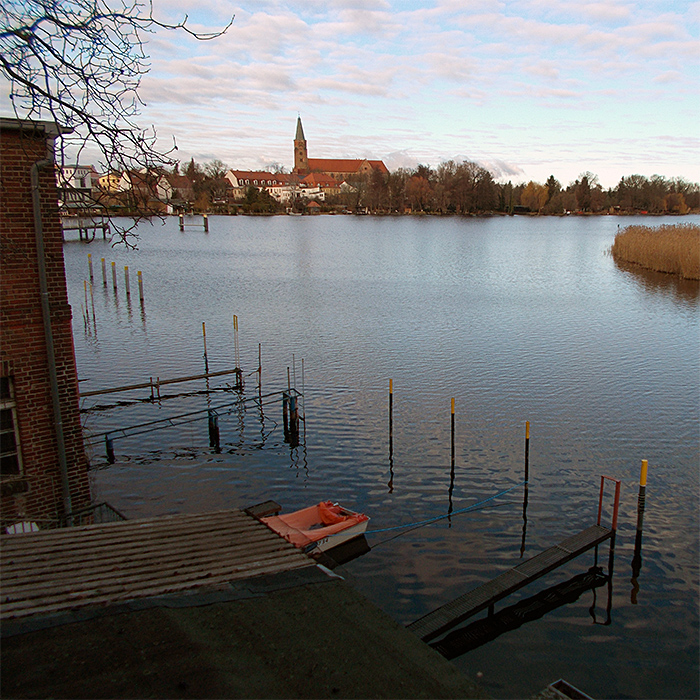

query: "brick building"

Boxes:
[1, 118, 91, 528]
[292, 117, 388, 181]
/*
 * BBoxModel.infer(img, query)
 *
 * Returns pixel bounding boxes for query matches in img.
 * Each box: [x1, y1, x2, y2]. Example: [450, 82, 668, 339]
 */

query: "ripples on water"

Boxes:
[65, 214, 699, 699]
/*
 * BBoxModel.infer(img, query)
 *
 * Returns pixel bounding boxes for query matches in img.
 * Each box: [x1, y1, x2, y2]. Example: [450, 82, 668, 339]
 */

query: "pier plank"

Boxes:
[0, 509, 314, 621]
[407, 524, 612, 642]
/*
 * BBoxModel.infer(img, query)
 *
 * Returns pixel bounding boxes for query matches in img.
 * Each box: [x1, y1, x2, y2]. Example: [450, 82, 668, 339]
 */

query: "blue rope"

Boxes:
[365, 480, 527, 536]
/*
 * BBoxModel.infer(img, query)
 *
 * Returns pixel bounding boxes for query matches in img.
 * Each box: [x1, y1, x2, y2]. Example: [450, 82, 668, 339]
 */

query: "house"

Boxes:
[118, 169, 174, 213]
[56, 164, 100, 211]
[225, 170, 290, 202]
[165, 173, 196, 209]
[0, 118, 91, 528]
[98, 171, 122, 193]
[292, 117, 388, 181]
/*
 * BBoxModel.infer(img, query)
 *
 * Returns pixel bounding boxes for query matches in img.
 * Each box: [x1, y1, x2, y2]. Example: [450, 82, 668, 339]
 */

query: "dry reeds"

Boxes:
[610, 223, 700, 280]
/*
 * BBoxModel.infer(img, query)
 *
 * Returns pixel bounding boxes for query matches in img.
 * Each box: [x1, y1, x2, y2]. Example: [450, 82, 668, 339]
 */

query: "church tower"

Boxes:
[293, 116, 308, 173]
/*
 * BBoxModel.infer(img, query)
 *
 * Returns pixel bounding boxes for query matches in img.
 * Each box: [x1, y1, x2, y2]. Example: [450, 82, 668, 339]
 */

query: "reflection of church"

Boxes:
[292, 117, 388, 181]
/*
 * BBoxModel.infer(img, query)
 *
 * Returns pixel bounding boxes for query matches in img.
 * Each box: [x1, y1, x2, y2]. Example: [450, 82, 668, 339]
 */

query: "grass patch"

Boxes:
[610, 223, 700, 280]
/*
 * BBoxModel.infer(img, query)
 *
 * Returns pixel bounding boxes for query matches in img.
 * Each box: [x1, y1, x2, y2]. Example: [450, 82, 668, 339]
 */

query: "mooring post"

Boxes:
[389, 379, 393, 457]
[282, 392, 289, 441]
[258, 343, 262, 401]
[289, 393, 299, 447]
[137, 271, 144, 303]
[111, 261, 117, 292]
[87, 253, 94, 282]
[233, 315, 242, 390]
[524, 420, 530, 482]
[101, 257, 107, 286]
[631, 459, 648, 603]
[150, 377, 154, 401]
[83, 280, 90, 323]
[203, 213, 209, 232]
[124, 266, 130, 297]
[106, 435, 115, 464]
[202, 322, 209, 374]
[179, 213, 185, 232]
[208, 410, 220, 451]
[451, 398, 455, 469]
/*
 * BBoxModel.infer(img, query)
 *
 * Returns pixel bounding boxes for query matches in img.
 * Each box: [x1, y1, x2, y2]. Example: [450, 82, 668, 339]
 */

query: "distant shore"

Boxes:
[610, 223, 700, 280]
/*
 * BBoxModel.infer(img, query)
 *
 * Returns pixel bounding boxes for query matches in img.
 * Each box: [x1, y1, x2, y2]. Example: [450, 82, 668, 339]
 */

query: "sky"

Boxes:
[4, 0, 700, 188]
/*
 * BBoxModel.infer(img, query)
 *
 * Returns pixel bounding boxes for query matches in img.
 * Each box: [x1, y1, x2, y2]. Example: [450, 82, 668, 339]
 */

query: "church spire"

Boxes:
[295, 115, 305, 142]
[293, 116, 308, 173]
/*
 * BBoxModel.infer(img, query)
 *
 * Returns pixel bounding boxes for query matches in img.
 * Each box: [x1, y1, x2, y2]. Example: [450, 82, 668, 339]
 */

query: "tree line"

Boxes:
[177, 158, 699, 215]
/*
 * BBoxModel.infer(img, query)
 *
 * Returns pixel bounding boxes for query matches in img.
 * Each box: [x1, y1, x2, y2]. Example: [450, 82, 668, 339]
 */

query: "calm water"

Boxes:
[64, 214, 699, 699]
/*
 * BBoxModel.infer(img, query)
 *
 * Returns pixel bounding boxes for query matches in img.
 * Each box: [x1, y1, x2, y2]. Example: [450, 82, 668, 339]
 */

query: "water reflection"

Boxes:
[614, 258, 700, 306]
[431, 565, 610, 660]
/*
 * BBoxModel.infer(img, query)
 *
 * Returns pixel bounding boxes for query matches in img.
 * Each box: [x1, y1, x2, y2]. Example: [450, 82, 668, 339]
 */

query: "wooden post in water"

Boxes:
[83, 280, 90, 322]
[179, 213, 185, 232]
[450, 398, 455, 469]
[388, 379, 393, 457]
[233, 314, 242, 390]
[203, 213, 209, 232]
[101, 257, 107, 286]
[202, 322, 209, 374]
[282, 392, 289, 442]
[111, 261, 117, 292]
[524, 421, 530, 482]
[137, 271, 144, 303]
[124, 266, 130, 297]
[208, 410, 220, 451]
[87, 253, 94, 282]
[105, 435, 115, 464]
[631, 459, 648, 604]
[289, 393, 299, 447]
[258, 343, 262, 401]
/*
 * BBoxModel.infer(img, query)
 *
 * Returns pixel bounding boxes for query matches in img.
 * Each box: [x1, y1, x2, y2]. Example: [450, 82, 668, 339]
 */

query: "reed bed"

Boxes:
[610, 223, 700, 280]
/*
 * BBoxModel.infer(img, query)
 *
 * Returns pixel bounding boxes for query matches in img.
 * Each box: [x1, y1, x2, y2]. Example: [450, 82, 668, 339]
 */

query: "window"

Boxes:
[1, 377, 22, 476]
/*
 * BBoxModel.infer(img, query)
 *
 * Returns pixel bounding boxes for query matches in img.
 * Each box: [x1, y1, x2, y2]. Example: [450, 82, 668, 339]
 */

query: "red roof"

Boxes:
[302, 172, 341, 187]
[307, 158, 388, 174]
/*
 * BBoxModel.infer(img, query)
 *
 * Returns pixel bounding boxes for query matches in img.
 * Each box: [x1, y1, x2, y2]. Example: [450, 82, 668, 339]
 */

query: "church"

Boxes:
[292, 117, 388, 182]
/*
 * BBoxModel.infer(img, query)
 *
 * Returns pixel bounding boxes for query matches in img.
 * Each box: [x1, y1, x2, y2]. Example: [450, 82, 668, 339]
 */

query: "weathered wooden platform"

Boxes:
[0, 509, 314, 622]
[407, 524, 613, 642]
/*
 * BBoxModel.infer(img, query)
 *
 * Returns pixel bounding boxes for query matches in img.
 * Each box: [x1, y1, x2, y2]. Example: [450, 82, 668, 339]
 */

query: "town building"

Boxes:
[292, 117, 388, 181]
[0, 118, 91, 529]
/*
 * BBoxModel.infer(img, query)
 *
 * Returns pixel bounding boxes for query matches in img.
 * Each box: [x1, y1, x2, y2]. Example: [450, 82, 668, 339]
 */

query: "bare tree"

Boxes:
[1, 0, 232, 242]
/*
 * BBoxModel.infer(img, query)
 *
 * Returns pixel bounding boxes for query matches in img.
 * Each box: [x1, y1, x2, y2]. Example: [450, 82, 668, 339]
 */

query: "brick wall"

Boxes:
[1, 121, 91, 526]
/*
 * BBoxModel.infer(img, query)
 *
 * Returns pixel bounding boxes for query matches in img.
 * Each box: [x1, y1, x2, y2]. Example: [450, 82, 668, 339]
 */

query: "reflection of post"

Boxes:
[519, 483, 529, 558]
[631, 459, 648, 604]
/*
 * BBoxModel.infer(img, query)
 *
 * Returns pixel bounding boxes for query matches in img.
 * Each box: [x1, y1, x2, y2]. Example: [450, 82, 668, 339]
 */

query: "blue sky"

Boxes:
[5, 0, 700, 187]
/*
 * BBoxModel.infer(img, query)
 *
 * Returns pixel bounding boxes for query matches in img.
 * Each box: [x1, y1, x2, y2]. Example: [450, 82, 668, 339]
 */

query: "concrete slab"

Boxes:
[1, 567, 489, 699]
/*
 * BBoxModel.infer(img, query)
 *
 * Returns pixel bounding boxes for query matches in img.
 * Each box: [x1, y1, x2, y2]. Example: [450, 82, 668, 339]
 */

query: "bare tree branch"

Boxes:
[1, 0, 232, 245]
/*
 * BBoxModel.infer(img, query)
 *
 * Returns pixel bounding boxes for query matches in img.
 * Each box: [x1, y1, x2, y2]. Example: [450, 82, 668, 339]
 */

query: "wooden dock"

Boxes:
[0, 509, 314, 622]
[407, 524, 613, 642]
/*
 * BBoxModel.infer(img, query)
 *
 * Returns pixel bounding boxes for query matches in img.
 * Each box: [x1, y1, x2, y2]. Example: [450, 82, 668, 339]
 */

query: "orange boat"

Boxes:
[262, 501, 369, 554]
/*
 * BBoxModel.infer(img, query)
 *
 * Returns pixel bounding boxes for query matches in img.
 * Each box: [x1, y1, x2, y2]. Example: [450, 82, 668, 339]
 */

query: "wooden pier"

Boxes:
[408, 476, 621, 643]
[0, 509, 313, 622]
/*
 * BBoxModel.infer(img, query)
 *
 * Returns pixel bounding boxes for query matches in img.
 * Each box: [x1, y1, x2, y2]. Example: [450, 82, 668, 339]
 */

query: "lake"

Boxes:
[63, 213, 699, 699]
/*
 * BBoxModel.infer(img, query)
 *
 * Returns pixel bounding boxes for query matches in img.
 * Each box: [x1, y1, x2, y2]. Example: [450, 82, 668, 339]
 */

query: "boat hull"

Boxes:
[262, 502, 369, 554]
